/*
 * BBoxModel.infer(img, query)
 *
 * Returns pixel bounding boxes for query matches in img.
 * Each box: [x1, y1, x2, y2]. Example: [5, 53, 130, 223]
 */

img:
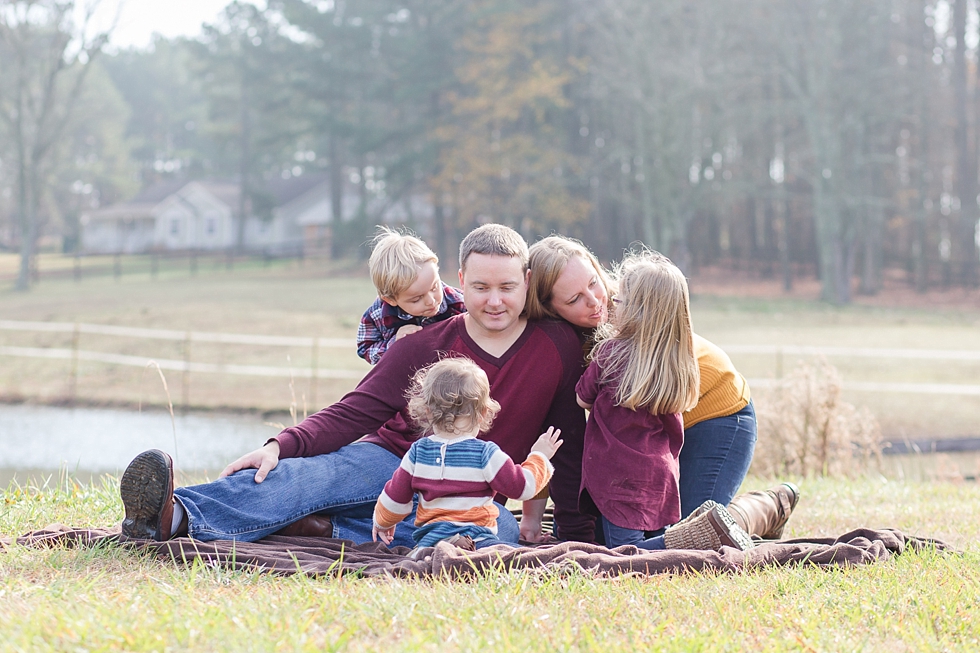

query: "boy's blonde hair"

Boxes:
[526, 235, 615, 320]
[369, 228, 438, 300]
[459, 223, 529, 272]
[593, 249, 699, 415]
[406, 357, 501, 436]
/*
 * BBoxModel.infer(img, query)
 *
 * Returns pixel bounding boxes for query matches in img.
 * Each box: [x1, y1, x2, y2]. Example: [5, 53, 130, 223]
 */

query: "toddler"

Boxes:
[373, 357, 563, 550]
[356, 228, 465, 364]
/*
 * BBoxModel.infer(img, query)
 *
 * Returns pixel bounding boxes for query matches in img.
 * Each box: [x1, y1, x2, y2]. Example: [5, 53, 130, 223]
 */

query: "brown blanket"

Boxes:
[2, 524, 949, 578]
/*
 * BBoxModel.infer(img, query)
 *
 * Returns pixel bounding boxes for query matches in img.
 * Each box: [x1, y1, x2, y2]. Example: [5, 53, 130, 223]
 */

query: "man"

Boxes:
[120, 224, 594, 545]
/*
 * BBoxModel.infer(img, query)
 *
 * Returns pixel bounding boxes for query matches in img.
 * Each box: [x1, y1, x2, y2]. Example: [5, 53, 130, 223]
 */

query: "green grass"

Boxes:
[2, 475, 980, 651]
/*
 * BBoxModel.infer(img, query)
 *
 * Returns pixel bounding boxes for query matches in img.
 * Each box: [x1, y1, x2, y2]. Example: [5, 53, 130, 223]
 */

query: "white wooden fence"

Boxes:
[0, 319, 364, 407]
[2, 320, 980, 404]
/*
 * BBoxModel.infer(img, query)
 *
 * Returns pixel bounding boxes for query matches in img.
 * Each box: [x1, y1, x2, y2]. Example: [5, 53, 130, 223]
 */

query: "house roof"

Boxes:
[84, 174, 333, 222]
[130, 179, 189, 204]
[264, 173, 330, 206]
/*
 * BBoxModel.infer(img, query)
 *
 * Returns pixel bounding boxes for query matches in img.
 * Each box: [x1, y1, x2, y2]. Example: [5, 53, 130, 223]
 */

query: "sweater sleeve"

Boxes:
[482, 443, 554, 502]
[575, 358, 602, 405]
[275, 330, 425, 459]
[355, 302, 389, 365]
[373, 446, 417, 529]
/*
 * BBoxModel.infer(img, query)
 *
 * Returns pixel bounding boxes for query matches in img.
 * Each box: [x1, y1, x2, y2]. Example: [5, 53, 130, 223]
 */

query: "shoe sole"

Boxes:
[706, 505, 755, 551]
[781, 482, 801, 510]
[767, 482, 801, 539]
[120, 449, 173, 540]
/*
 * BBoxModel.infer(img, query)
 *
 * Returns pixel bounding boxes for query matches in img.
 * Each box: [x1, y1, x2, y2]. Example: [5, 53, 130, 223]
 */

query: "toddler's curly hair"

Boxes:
[406, 357, 501, 435]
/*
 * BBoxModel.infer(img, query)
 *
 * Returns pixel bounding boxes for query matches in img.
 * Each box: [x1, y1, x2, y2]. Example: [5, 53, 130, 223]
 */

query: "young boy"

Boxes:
[356, 229, 466, 364]
[372, 357, 563, 550]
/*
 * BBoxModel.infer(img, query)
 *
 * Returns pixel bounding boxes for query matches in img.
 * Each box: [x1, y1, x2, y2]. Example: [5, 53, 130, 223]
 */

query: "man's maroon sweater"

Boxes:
[275, 315, 593, 542]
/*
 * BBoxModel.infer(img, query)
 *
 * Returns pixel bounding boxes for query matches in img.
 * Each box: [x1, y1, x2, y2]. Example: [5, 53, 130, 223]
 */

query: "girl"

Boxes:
[373, 357, 563, 550]
[575, 250, 754, 550]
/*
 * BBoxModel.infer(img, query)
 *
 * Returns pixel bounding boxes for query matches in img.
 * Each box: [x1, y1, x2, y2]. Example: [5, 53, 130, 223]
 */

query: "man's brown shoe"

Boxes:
[120, 449, 175, 541]
[272, 513, 334, 538]
[727, 482, 800, 540]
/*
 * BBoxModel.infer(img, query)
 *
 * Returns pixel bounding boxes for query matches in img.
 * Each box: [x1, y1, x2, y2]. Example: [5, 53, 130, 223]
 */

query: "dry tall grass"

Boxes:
[754, 358, 883, 478]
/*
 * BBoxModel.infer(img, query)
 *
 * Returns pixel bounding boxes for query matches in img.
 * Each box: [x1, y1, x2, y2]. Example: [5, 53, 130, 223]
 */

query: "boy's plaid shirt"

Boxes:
[356, 283, 466, 364]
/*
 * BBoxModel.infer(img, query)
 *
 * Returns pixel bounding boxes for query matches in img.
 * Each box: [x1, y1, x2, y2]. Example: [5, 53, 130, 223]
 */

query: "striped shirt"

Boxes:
[373, 434, 553, 533]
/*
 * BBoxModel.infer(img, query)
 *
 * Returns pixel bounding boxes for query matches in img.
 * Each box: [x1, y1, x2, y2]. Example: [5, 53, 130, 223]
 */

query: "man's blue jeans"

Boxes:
[678, 401, 757, 519]
[174, 442, 518, 548]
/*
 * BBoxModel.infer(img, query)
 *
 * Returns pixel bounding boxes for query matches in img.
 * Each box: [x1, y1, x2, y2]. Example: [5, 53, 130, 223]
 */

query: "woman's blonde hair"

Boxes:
[406, 357, 501, 435]
[526, 235, 615, 320]
[593, 250, 699, 414]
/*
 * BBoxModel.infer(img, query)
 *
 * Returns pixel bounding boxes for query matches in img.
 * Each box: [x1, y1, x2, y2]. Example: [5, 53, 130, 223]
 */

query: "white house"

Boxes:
[79, 173, 437, 255]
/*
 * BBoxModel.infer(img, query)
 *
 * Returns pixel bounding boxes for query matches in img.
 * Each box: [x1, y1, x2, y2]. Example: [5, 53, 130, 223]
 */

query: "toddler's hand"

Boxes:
[530, 426, 563, 459]
[373, 524, 395, 545]
[395, 325, 423, 340]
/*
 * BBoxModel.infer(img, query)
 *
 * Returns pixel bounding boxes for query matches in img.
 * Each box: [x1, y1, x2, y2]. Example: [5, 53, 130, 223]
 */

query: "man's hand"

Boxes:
[373, 523, 395, 544]
[530, 426, 563, 459]
[219, 440, 280, 483]
[519, 497, 548, 543]
[395, 324, 423, 340]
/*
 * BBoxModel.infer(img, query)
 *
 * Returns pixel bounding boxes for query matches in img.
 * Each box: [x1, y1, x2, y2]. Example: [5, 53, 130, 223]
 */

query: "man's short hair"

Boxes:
[368, 228, 438, 299]
[458, 224, 529, 272]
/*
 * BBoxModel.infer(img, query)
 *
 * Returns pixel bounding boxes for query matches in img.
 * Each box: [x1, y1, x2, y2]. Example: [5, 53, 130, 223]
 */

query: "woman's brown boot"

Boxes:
[727, 482, 800, 540]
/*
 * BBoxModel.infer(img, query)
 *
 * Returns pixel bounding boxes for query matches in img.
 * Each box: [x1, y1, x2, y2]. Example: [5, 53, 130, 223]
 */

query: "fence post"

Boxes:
[181, 332, 192, 412]
[309, 338, 319, 410]
[151, 252, 158, 279]
[74, 254, 81, 282]
[114, 253, 122, 281]
[69, 322, 80, 405]
[190, 250, 198, 276]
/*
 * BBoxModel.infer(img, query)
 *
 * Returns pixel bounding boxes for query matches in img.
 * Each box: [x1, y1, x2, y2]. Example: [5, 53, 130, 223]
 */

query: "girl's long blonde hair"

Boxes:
[593, 250, 699, 414]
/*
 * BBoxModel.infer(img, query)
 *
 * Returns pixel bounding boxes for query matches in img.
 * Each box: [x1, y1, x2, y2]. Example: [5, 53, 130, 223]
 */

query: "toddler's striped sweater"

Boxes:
[374, 434, 553, 533]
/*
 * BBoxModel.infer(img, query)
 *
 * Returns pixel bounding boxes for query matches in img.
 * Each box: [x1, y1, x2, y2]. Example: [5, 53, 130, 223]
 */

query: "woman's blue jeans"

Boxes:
[174, 441, 519, 548]
[678, 400, 757, 519]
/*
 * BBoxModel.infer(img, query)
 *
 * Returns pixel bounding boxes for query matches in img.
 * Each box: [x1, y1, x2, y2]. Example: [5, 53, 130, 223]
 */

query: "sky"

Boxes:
[89, 0, 261, 50]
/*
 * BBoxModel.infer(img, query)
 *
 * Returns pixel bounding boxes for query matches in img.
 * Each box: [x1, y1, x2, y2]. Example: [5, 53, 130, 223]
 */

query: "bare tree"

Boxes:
[0, 0, 110, 290]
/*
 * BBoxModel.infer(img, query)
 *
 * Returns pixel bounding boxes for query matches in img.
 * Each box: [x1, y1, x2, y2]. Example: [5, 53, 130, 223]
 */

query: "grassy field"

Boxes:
[1, 254, 978, 440]
[3, 257, 980, 650]
[1, 475, 979, 651]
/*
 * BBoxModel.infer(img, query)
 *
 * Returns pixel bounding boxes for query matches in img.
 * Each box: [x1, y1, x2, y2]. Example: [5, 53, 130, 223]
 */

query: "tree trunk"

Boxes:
[236, 40, 251, 254]
[15, 182, 36, 292]
[952, 0, 979, 286]
[859, 210, 882, 295]
[634, 107, 659, 250]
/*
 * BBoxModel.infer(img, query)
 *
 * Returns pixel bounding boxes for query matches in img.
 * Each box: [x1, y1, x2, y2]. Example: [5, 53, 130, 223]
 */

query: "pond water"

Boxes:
[0, 404, 281, 486]
[2, 404, 976, 488]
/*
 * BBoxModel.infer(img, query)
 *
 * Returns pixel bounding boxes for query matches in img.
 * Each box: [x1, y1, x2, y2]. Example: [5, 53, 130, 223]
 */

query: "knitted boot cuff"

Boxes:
[664, 510, 723, 551]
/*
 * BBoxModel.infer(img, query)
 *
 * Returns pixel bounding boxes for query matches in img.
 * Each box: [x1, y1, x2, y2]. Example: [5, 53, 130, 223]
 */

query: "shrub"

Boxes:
[753, 358, 883, 478]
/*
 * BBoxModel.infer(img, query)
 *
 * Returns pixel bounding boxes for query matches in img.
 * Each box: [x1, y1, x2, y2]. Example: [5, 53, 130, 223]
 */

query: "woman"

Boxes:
[524, 235, 796, 542]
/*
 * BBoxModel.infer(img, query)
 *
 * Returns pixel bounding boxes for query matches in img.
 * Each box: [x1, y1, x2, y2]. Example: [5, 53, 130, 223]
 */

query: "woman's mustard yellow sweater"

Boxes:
[685, 334, 751, 429]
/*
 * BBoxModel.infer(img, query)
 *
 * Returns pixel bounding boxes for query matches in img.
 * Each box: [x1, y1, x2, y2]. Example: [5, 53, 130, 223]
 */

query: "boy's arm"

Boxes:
[356, 302, 390, 365]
